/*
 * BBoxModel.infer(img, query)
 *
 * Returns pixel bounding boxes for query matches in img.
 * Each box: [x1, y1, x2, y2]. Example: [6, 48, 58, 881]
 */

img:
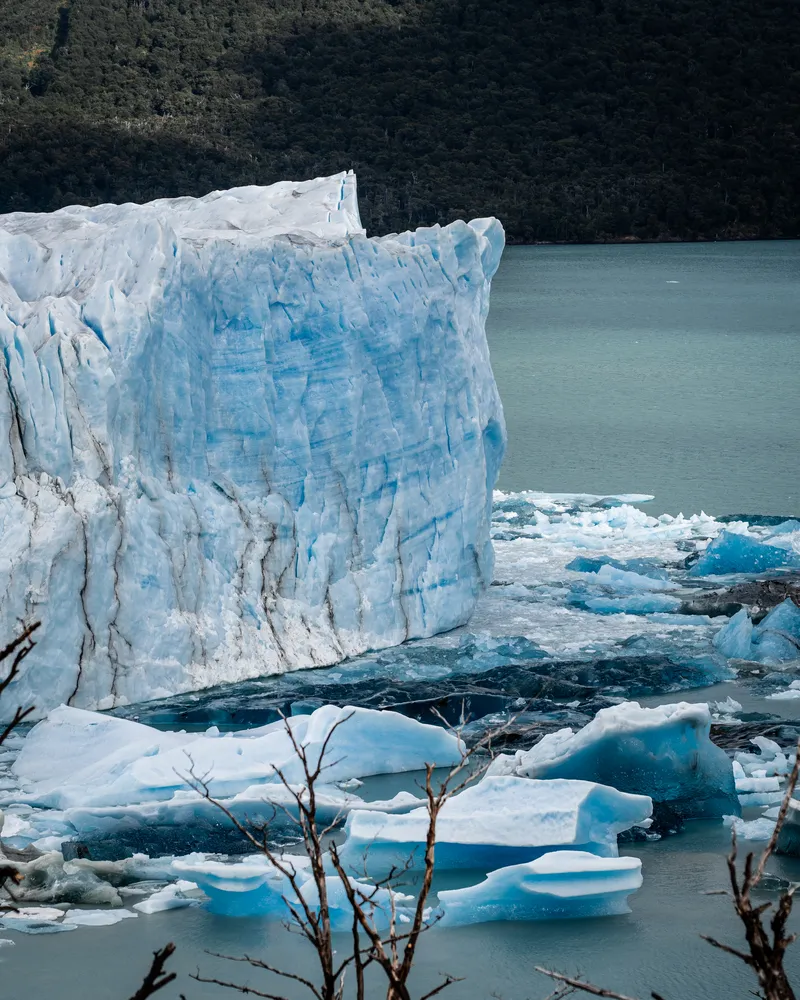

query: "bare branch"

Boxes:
[204, 952, 322, 998]
[419, 973, 465, 999]
[535, 968, 642, 1000]
[754, 746, 800, 886]
[0, 621, 40, 747]
[191, 972, 290, 999]
[128, 943, 178, 1000]
[700, 935, 754, 965]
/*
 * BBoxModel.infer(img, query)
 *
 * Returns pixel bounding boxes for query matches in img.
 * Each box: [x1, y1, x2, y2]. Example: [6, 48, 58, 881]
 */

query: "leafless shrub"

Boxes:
[0, 620, 181, 998]
[0, 621, 40, 912]
[0, 620, 40, 748]
[128, 942, 184, 1000]
[184, 706, 508, 1000]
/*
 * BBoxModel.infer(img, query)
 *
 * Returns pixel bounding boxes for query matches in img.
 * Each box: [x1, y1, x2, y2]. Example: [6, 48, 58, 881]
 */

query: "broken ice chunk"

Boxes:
[488, 701, 738, 820]
[437, 850, 642, 925]
[690, 531, 800, 577]
[337, 776, 651, 874]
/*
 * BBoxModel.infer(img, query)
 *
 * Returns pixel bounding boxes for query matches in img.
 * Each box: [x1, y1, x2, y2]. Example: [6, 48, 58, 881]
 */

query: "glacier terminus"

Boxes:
[0, 171, 506, 717]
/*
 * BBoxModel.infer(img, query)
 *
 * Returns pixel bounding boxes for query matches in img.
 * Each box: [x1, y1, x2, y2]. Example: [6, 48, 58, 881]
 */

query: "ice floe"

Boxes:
[337, 776, 652, 873]
[487, 702, 738, 819]
[437, 850, 642, 925]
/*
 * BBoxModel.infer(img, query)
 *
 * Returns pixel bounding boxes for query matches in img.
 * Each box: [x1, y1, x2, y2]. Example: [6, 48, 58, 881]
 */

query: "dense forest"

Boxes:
[0, 0, 798, 242]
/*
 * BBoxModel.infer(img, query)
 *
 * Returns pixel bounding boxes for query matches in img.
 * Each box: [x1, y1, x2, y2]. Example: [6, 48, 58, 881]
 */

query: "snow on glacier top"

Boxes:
[0, 170, 364, 247]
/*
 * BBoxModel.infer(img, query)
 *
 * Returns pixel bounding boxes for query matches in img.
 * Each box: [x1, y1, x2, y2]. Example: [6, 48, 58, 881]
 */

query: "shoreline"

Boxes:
[505, 234, 800, 247]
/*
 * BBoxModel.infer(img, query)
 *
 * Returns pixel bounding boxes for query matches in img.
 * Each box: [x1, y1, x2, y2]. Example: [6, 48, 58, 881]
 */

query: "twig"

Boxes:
[128, 943, 179, 1000]
[534, 968, 664, 1000]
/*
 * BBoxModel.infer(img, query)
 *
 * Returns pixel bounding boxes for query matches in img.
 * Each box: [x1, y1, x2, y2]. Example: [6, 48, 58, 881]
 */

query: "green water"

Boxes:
[487, 241, 800, 515]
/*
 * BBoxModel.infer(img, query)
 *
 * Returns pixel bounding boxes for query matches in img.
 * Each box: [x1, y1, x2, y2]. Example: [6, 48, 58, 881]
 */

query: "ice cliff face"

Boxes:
[0, 172, 505, 717]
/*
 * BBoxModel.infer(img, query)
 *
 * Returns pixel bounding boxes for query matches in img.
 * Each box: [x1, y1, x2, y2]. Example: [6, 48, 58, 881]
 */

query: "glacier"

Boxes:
[0, 171, 506, 717]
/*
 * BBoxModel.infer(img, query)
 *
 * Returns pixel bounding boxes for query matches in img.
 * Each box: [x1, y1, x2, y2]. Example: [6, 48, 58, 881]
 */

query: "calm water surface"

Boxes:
[488, 242, 800, 515]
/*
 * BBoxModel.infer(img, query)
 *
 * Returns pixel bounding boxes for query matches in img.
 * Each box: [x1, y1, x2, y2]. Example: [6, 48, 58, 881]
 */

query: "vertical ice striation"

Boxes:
[0, 172, 505, 716]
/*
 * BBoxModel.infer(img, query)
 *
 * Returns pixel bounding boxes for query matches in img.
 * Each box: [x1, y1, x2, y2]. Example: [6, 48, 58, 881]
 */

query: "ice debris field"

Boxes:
[0, 174, 799, 945]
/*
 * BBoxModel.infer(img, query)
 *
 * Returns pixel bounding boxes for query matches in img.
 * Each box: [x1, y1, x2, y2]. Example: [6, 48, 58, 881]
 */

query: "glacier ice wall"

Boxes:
[0, 172, 505, 717]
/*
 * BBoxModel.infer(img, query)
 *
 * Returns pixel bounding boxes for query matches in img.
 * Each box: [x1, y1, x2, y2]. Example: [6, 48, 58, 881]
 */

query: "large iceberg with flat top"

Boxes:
[337, 775, 652, 873]
[13, 704, 461, 811]
[0, 172, 505, 718]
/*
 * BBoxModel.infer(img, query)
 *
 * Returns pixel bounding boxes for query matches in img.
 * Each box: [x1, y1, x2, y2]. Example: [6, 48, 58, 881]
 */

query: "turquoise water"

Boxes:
[488, 241, 800, 515]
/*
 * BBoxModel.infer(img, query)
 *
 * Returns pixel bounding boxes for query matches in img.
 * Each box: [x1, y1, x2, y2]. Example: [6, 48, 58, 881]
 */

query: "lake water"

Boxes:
[4, 241, 800, 999]
[488, 241, 800, 516]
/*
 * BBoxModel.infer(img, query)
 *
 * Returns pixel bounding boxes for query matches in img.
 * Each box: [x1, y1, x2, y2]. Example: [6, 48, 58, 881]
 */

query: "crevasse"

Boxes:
[0, 172, 506, 716]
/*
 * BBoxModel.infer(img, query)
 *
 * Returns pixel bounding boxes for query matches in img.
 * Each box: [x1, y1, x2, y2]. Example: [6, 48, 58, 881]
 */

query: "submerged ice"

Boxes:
[0, 172, 505, 718]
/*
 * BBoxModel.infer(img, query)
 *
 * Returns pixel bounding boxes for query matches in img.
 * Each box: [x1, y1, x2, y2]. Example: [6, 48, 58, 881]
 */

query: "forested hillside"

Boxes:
[0, 0, 798, 242]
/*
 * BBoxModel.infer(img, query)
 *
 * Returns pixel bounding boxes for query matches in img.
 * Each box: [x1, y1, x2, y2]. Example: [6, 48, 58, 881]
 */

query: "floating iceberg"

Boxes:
[8, 704, 453, 853]
[173, 853, 307, 917]
[437, 850, 642, 925]
[133, 881, 201, 914]
[14, 704, 462, 811]
[0, 172, 505, 718]
[723, 814, 777, 843]
[690, 531, 800, 577]
[62, 908, 138, 927]
[584, 565, 677, 594]
[174, 852, 411, 927]
[584, 595, 682, 615]
[713, 608, 755, 659]
[713, 600, 800, 663]
[777, 799, 800, 856]
[0, 907, 76, 934]
[735, 737, 795, 778]
[488, 702, 738, 819]
[337, 776, 651, 873]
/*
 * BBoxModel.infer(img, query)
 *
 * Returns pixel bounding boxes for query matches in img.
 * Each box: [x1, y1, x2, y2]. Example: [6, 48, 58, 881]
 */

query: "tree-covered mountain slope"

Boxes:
[1, 0, 798, 242]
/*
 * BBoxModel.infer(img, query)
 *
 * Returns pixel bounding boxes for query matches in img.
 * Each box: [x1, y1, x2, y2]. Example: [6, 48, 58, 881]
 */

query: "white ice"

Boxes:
[62, 908, 138, 927]
[133, 881, 201, 914]
[337, 776, 651, 873]
[14, 704, 462, 812]
[735, 737, 796, 778]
